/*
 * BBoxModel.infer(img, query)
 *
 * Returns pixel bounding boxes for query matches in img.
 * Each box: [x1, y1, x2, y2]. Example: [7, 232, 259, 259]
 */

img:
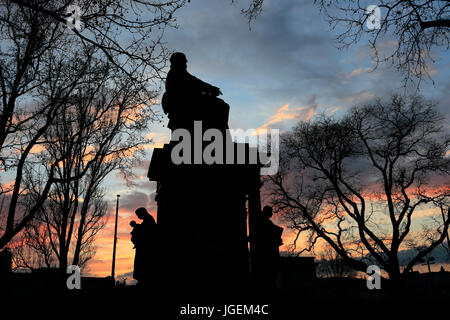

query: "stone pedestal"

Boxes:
[148, 106, 263, 293]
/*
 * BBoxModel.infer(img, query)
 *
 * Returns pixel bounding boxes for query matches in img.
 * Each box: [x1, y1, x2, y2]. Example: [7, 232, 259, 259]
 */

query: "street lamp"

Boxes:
[111, 194, 120, 280]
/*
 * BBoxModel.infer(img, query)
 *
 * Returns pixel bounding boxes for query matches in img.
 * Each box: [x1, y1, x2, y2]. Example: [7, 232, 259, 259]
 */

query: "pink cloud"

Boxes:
[258, 95, 318, 130]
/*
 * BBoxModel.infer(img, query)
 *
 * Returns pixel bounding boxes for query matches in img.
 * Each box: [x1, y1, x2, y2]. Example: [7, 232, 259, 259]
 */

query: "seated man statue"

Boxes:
[162, 52, 229, 131]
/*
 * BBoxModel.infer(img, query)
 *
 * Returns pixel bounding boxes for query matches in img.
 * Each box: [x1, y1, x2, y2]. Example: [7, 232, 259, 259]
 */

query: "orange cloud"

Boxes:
[258, 101, 317, 131]
[346, 67, 371, 79]
[145, 132, 170, 149]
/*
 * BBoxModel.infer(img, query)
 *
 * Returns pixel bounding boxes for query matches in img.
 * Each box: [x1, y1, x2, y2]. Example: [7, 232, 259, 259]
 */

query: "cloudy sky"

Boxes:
[88, 0, 450, 278]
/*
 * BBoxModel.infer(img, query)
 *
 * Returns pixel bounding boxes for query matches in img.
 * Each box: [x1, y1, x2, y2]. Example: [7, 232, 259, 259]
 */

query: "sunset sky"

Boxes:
[86, 0, 450, 279]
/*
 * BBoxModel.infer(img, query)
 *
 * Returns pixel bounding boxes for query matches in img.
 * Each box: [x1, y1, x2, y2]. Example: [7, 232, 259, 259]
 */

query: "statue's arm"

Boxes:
[188, 73, 222, 96]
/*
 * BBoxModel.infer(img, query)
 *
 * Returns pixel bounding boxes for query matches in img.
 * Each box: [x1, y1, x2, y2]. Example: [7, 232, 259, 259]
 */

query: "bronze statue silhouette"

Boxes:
[162, 52, 229, 131]
[252, 205, 283, 288]
[149, 52, 266, 295]
[166, 52, 222, 99]
[130, 220, 140, 249]
[131, 207, 158, 286]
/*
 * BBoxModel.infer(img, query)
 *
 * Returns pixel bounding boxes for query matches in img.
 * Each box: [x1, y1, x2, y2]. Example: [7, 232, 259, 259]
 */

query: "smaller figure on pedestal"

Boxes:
[252, 205, 283, 289]
[131, 207, 158, 287]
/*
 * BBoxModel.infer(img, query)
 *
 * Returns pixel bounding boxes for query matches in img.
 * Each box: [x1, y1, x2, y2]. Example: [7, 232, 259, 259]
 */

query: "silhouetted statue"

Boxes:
[130, 220, 140, 249]
[166, 52, 222, 99]
[131, 207, 158, 286]
[162, 52, 229, 130]
[0, 249, 12, 274]
[252, 205, 283, 288]
[149, 52, 264, 295]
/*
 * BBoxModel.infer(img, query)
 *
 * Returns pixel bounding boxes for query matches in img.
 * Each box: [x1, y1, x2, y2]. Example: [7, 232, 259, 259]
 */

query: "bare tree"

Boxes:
[267, 94, 450, 284]
[441, 204, 450, 257]
[317, 245, 357, 278]
[235, 0, 450, 86]
[0, 0, 184, 249]
[11, 217, 57, 270]
[5, 0, 187, 82]
[14, 58, 151, 271]
[0, 38, 98, 249]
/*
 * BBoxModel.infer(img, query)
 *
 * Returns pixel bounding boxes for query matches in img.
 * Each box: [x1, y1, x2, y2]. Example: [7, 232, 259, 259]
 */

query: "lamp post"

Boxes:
[111, 194, 120, 280]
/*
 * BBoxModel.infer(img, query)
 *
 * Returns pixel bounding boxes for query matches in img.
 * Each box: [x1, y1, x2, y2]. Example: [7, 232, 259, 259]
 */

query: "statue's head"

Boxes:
[135, 207, 156, 225]
[170, 52, 187, 70]
[135, 207, 149, 220]
[262, 205, 273, 218]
